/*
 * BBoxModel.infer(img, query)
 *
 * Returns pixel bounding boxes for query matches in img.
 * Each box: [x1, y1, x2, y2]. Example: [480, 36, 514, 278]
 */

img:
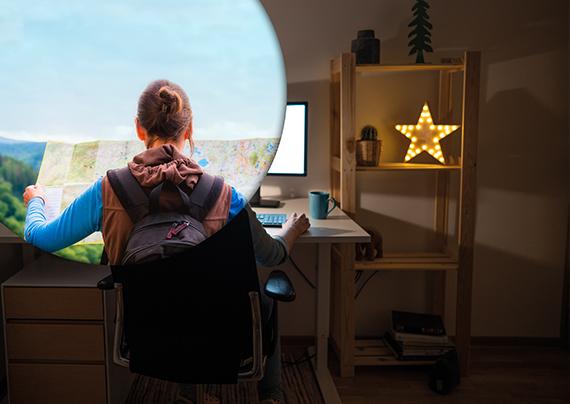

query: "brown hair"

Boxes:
[137, 79, 193, 147]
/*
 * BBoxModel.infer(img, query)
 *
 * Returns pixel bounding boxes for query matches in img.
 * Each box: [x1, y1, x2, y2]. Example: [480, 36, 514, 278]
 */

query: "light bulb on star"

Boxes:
[395, 102, 460, 164]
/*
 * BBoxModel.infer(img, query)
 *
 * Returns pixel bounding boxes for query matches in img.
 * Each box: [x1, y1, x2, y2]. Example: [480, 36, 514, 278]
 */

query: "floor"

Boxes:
[0, 345, 566, 404]
[332, 344, 570, 404]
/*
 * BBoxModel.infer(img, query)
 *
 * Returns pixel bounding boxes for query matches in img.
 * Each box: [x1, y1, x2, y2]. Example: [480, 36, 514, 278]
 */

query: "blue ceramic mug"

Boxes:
[308, 191, 337, 219]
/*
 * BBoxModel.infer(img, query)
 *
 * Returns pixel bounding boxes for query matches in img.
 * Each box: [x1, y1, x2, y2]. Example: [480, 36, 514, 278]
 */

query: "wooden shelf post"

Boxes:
[455, 51, 481, 375]
[339, 53, 356, 215]
[330, 244, 356, 377]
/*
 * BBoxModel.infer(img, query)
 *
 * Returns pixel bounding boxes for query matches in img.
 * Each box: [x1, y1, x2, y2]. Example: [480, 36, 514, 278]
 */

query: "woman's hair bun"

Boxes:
[137, 79, 192, 140]
[158, 86, 182, 114]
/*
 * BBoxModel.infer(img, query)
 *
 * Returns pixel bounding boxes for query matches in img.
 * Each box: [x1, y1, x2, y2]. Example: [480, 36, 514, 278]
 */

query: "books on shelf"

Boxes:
[384, 311, 455, 361]
[392, 310, 446, 336]
[390, 329, 449, 344]
[384, 332, 455, 360]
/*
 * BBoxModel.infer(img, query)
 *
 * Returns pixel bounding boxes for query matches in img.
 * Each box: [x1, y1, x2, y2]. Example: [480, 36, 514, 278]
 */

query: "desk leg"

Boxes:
[309, 243, 342, 404]
[316, 243, 331, 373]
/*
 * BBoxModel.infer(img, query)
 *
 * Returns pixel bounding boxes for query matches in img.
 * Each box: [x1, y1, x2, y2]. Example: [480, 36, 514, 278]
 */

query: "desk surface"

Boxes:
[253, 198, 370, 243]
[2, 254, 110, 288]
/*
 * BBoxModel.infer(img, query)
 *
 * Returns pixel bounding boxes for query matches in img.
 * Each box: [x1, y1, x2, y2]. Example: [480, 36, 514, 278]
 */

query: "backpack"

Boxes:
[105, 167, 224, 265]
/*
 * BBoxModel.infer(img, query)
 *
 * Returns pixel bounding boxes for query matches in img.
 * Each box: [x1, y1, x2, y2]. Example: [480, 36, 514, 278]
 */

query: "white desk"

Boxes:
[253, 198, 369, 404]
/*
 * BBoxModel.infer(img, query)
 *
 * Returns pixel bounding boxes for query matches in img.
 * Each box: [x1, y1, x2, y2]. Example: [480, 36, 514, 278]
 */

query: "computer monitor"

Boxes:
[251, 102, 308, 207]
[268, 102, 308, 176]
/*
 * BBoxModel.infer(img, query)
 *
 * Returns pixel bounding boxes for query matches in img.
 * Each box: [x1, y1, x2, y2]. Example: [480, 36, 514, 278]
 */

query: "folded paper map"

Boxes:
[36, 138, 279, 244]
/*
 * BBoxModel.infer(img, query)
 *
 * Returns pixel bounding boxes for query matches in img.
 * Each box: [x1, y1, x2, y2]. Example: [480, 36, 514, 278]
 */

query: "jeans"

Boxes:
[258, 333, 283, 401]
[258, 294, 284, 402]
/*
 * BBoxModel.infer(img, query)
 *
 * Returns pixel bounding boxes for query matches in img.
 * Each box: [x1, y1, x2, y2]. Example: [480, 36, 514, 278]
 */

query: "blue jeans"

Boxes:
[258, 295, 284, 402]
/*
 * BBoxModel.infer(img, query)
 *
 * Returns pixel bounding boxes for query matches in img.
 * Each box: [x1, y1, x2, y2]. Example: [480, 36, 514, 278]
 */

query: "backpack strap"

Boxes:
[106, 167, 150, 223]
[149, 173, 224, 221]
[107, 167, 224, 223]
[186, 173, 225, 221]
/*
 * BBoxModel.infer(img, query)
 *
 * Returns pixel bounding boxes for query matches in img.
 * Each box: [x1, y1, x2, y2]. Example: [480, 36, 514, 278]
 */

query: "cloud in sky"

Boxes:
[0, 0, 286, 143]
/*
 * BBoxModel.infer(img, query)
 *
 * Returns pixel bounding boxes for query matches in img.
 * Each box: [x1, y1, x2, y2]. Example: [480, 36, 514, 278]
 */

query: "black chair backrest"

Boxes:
[111, 207, 259, 384]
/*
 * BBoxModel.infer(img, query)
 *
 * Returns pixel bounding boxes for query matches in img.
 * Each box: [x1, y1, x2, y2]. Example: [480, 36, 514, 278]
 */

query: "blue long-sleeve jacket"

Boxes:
[24, 177, 288, 266]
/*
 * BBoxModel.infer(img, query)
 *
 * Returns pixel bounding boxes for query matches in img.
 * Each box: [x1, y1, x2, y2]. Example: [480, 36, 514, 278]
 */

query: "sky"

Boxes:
[0, 0, 286, 142]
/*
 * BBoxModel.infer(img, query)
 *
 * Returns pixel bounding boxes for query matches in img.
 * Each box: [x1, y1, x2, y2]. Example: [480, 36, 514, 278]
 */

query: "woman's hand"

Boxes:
[23, 185, 46, 207]
[280, 212, 310, 250]
[283, 212, 310, 237]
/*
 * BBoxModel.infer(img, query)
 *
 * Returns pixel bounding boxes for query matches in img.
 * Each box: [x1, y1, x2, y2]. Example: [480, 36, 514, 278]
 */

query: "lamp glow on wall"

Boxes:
[395, 102, 460, 164]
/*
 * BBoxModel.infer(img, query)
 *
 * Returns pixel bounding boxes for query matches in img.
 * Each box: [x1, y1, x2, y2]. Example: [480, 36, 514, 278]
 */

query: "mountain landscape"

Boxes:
[0, 136, 46, 172]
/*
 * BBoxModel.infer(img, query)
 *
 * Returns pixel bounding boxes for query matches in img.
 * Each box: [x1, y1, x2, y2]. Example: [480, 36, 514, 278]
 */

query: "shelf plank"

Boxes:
[354, 253, 458, 271]
[380, 252, 452, 258]
[356, 64, 464, 74]
[354, 339, 437, 367]
[354, 356, 436, 366]
[357, 163, 461, 171]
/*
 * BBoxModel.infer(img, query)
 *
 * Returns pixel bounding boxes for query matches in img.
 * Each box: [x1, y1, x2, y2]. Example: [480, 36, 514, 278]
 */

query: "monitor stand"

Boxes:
[249, 187, 280, 208]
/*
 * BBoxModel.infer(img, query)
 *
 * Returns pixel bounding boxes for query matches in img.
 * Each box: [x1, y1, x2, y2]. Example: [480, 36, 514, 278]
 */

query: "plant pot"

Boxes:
[356, 139, 381, 166]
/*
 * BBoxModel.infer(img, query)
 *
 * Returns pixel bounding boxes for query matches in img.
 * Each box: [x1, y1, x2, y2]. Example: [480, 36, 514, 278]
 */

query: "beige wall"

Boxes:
[261, 0, 569, 337]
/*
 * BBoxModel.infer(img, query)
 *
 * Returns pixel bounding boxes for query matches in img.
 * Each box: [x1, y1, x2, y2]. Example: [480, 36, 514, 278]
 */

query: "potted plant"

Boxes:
[356, 125, 381, 166]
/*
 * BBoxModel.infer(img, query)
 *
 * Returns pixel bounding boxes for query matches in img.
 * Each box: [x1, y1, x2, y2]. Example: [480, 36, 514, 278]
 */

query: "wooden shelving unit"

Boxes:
[329, 51, 481, 377]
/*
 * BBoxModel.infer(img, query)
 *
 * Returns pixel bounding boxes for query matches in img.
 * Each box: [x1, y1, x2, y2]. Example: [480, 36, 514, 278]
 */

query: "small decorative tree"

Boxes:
[408, 0, 433, 64]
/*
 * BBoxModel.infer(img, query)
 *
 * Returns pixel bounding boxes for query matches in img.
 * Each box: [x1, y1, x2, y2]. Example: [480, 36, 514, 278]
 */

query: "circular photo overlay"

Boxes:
[0, 1, 286, 264]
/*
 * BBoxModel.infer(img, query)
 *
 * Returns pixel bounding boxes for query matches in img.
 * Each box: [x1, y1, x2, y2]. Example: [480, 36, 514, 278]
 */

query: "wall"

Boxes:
[261, 0, 570, 337]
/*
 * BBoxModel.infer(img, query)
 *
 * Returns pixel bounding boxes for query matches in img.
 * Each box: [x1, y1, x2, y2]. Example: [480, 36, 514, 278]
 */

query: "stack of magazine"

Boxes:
[384, 311, 455, 361]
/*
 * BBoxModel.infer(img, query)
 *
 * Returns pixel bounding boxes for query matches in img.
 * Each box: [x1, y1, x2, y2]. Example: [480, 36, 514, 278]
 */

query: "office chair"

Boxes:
[98, 207, 295, 402]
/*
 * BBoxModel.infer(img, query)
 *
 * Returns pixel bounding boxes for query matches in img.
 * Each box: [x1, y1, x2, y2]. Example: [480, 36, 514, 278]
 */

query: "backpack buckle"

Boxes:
[166, 221, 190, 240]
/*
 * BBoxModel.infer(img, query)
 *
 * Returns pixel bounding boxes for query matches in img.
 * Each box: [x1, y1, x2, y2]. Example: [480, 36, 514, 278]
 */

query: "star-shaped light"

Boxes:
[395, 102, 460, 164]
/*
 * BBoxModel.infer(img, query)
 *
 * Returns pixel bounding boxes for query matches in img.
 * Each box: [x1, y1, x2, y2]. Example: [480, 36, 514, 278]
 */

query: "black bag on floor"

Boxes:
[428, 349, 460, 394]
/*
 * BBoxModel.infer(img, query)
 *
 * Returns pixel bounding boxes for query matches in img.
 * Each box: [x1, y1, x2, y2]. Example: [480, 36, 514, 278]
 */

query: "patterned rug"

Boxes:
[125, 353, 324, 404]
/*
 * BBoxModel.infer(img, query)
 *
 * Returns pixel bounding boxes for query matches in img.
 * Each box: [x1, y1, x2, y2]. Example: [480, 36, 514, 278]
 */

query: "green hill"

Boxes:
[0, 136, 46, 172]
[0, 178, 27, 238]
[0, 156, 41, 238]
[0, 154, 38, 195]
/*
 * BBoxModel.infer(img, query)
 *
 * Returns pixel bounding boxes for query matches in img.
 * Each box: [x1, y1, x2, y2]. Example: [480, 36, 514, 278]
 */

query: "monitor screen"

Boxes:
[268, 102, 307, 176]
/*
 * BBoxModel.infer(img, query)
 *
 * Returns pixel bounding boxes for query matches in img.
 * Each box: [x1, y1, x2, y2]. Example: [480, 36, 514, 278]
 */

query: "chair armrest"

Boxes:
[97, 275, 115, 290]
[264, 270, 296, 302]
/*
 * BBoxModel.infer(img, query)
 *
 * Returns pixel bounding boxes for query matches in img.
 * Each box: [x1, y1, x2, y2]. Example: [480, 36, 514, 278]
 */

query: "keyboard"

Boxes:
[256, 213, 287, 227]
